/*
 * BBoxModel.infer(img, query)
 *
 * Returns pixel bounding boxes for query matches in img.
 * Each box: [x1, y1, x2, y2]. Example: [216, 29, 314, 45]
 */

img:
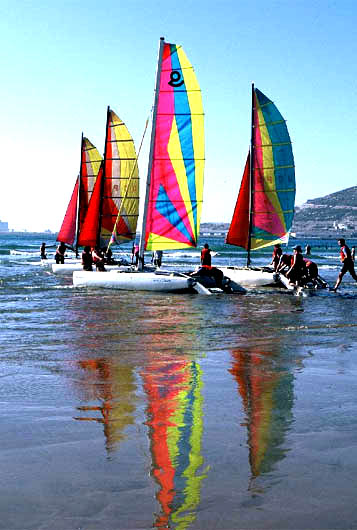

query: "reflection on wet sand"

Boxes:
[74, 358, 137, 453]
[230, 348, 294, 492]
[142, 357, 208, 529]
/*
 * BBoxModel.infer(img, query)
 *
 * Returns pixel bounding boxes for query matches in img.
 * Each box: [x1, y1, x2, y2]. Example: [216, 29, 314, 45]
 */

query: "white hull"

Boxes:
[72, 269, 193, 292]
[52, 263, 129, 275]
[41, 258, 80, 268]
[218, 266, 278, 288]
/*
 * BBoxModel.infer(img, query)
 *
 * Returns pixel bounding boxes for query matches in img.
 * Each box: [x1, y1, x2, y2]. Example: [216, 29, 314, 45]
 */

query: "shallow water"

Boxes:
[1, 234, 357, 529]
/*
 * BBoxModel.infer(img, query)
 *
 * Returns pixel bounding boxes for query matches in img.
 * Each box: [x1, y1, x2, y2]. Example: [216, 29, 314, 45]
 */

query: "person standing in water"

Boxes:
[201, 243, 212, 267]
[332, 238, 357, 291]
[40, 243, 47, 260]
[55, 242, 67, 264]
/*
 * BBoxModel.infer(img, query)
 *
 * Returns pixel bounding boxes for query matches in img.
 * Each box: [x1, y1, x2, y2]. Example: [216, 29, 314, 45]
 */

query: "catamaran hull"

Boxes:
[218, 266, 279, 288]
[52, 263, 129, 275]
[72, 270, 193, 292]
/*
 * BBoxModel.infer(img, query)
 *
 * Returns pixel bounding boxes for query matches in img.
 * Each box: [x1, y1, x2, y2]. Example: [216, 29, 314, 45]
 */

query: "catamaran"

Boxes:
[219, 84, 296, 288]
[52, 107, 138, 275]
[73, 38, 210, 293]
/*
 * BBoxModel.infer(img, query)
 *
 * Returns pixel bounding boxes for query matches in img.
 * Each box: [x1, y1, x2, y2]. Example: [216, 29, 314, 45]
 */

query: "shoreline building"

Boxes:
[0, 220, 9, 232]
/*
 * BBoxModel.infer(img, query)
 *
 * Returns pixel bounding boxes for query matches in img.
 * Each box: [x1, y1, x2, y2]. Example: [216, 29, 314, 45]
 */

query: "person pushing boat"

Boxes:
[286, 245, 306, 287]
[270, 244, 282, 271]
[55, 242, 67, 264]
[81, 246, 93, 271]
[332, 238, 357, 292]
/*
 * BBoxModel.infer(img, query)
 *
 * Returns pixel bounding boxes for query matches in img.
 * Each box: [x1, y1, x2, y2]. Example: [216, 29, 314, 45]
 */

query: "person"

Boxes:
[305, 244, 311, 256]
[92, 246, 106, 271]
[276, 253, 292, 273]
[201, 243, 211, 267]
[270, 244, 282, 271]
[104, 247, 116, 265]
[303, 258, 319, 287]
[55, 242, 67, 264]
[332, 238, 357, 292]
[81, 246, 93, 271]
[286, 245, 306, 286]
[352, 246, 355, 262]
[153, 250, 163, 268]
[40, 242, 47, 260]
[131, 243, 139, 267]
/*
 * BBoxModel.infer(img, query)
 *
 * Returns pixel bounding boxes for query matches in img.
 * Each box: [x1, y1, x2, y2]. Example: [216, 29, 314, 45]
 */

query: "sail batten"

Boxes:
[226, 87, 295, 252]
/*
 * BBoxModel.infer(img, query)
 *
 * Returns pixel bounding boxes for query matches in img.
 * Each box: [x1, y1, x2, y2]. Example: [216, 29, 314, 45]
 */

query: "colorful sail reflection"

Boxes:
[74, 358, 137, 453]
[226, 86, 295, 251]
[57, 137, 102, 246]
[143, 40, 204, 251]
[78, 108, 139, 247]
[142, 358, 207, 529]
[230, 348, 294, 484]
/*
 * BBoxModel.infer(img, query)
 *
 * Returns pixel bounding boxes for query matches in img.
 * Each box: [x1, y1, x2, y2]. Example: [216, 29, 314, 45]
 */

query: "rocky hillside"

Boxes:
[292, 186, 357, 236]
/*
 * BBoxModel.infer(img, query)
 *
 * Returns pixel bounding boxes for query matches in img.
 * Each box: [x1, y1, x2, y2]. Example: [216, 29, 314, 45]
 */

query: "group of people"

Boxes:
[81, 246, 118, 271]
[271, 238, 357, 291]
[271, 243, 325, 288]
[45, 237, 357, 292]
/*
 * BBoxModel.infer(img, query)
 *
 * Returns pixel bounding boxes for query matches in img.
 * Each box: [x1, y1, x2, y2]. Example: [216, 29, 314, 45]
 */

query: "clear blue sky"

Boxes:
[0, 0, 356, 231]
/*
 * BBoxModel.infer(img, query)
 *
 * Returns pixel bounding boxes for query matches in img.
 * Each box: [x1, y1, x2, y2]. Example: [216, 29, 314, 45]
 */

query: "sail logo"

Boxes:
[168, 70, 184, 87]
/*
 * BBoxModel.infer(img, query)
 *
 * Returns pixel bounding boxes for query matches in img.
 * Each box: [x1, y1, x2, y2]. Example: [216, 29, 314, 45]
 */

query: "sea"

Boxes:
[1, 232, 357, 530]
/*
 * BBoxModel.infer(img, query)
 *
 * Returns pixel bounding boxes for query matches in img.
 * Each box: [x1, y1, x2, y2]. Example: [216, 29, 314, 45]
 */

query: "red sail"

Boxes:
[225, 152, 250, 249]
[77, 164, 103, 247]
[57, 178, 79, 245]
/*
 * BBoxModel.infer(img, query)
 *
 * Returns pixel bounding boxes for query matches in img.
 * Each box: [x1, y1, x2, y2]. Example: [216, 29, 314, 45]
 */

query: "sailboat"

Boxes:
[52, 107, 139, 275]
[40, 136, 102, 268]
[219, 85, 296, 288]
[73, 37, 206, 293]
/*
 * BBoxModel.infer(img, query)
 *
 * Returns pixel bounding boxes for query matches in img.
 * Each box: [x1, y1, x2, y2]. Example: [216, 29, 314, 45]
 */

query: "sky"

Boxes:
[0, 0, 356, 231]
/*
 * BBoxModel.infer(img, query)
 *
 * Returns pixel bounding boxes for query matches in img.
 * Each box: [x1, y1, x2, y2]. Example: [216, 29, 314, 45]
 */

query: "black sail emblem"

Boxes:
[168, 70, 184, 87]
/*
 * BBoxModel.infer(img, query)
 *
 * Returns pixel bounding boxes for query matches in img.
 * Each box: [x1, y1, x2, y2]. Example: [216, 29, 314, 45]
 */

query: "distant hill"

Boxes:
[292, 186, 357, 236]
[202, 186, 357, 238]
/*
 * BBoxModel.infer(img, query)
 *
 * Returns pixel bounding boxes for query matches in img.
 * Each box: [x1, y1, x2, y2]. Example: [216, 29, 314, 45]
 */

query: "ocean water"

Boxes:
[1, 232, 357, 530]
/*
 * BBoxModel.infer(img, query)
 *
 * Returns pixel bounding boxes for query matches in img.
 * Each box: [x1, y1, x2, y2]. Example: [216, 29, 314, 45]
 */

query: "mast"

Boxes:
[97, 106, 110, 248]
[247, 83, 255, 267]
[138, 37, 165, 270]
[75, 133, 84, 257]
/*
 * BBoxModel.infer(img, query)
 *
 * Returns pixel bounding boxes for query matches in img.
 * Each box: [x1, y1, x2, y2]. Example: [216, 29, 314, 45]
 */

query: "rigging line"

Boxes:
[107, 115, 150, 251]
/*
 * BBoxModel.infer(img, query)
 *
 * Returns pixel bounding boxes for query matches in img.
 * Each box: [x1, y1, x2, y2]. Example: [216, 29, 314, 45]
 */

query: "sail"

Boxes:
[78, 109, 139, 248]
[143, 41, 204, 251]
[57, 137, 102, 246]
[100, 109, 139, 245]
[225, 153, 250, 248]
[78, 138, 103, 230]
[227, 87, 295, 251]
[57, 178, 79, 245]
[77, 164, 104, 247]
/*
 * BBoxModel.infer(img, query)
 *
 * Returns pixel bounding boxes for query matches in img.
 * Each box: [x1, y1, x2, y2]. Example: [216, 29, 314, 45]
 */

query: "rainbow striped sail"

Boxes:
[226, 86, 295, 254]
[142, 39, 204, 252]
